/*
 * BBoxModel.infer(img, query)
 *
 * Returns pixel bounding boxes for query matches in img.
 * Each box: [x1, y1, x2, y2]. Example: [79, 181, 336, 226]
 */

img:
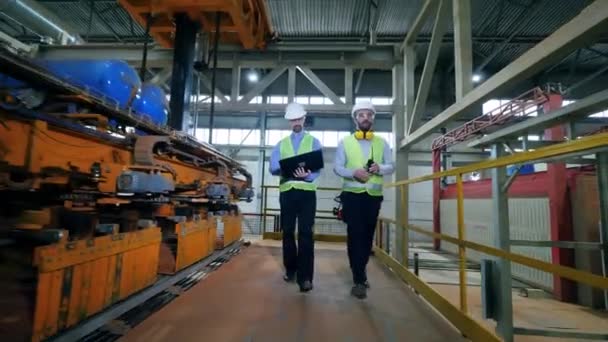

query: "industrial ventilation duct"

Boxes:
[0, 0, 83, 45]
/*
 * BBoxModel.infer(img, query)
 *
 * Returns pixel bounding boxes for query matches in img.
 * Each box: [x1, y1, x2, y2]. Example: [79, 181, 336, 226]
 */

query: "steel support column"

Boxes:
[432, 149, 441, 250]
[543, 94, 576, 302]
[287, 66, 296, 103]
[491, 144, 514, 342]
[169, 13, 198, 131]
[345, 66, 353, 105]
[453, 0, 473, 100]
[231, 54, 240, 103]
[596, 152, 608, 310]
[392, 63, 408, 263]
[403, 46, 416, 135]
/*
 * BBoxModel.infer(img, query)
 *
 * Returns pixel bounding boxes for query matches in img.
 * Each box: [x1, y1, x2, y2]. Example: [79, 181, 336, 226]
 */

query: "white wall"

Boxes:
[440, 198, 553, 290]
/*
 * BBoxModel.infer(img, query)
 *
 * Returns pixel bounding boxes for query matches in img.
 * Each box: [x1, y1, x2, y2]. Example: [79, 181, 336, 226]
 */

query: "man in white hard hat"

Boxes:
[269, 102, 322, 293]
[334, 101, 394, 299]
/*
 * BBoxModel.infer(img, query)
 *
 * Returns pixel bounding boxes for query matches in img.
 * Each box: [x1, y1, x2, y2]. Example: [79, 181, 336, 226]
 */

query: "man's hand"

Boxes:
[293, 167, 311, 179]
[368, 163, 380, 174]
[353, 168, 370, 183]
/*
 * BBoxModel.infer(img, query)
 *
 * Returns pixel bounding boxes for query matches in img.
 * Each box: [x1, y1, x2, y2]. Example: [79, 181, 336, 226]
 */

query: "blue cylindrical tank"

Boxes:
[0, 73, 26, 89]
[132, 83, 169, 126]
[36, 59, 141, 109]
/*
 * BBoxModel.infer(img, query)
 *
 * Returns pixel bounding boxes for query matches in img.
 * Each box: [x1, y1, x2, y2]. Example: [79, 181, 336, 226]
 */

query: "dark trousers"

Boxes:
[341, 191, 383, 285]
[280, 189, 316, 283]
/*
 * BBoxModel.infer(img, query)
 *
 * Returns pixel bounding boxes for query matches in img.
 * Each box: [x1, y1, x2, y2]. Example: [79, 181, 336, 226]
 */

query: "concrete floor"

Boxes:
[119, 241, 466, 342]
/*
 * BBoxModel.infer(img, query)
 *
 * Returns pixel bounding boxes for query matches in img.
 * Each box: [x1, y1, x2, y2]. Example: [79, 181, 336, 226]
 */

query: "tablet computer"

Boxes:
[279, 149, 324, 178]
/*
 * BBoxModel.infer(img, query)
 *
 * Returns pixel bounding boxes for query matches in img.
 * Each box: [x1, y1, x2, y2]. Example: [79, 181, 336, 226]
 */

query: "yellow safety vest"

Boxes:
[279, 133, 317, 192]
[342, 134, 385, 196]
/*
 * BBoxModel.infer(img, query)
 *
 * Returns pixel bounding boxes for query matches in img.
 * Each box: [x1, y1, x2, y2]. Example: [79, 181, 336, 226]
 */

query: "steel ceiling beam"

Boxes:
[238, 67, 287, 104]
[198, 72, 229, 104]
[408, 0, 451, 134]
[195, 103, 394, 114]
[453, 0, 473, 100]
[297, 66, 345, 105]
[36, 45, 399, 70]
[401, 0, 608, 149]
[149, 67, 172, 85]
[400, 0, 439, 50]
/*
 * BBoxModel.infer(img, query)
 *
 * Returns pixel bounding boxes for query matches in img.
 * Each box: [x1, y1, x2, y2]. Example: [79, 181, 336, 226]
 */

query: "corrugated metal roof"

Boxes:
[267, 0, 369, 37]
[35, 1, 145, 41]
[0, 0, 603, 70]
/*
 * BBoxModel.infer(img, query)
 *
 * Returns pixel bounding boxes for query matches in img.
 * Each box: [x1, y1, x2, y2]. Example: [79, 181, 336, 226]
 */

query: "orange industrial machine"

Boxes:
[0, 47, 253, 341]
[117, 0, 274, 49]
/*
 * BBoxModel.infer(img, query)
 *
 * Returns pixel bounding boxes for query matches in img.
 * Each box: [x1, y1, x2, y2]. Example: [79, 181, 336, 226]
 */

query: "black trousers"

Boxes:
[279, 189, 316, 283]
[341, 191, 383, 285]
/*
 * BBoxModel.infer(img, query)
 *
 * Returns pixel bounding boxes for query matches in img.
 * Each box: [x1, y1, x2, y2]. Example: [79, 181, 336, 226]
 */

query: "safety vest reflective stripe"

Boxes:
[279, 133, 317, 192]
[342, 134, 385, 196]
[342, 181, 383, 191]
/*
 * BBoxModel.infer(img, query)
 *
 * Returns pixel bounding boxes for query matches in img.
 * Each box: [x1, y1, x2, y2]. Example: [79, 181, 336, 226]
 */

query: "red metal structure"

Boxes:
[430, 87, 550, 250]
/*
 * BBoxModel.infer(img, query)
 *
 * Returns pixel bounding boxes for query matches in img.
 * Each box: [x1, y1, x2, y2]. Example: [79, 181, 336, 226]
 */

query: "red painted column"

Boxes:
[432, 149, 441, 250]
[543, 93, 576, 302]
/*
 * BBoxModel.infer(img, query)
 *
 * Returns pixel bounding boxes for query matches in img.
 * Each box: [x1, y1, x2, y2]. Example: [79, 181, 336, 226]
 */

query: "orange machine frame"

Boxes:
[32, 227, 161, 342]
[117, 0, 274, 49]
[0, 113, 245, 341]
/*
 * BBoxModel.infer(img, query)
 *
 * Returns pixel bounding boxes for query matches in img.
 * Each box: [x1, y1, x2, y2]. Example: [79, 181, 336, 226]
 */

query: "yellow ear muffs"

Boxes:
[354, 130, 374, 140]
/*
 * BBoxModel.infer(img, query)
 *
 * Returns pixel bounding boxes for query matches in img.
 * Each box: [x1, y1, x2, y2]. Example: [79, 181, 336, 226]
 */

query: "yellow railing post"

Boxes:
[262, 186, 268, 233]
[456, 173, 467, 313]
[400, 184, 409, 266]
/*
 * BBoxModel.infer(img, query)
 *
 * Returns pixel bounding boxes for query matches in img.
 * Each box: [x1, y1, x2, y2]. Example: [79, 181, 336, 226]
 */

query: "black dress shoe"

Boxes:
[351, 284, 367, 299]
[299, 280, 313, 292]
[283, 273, 295, 282]
[364, 280, 370, 289]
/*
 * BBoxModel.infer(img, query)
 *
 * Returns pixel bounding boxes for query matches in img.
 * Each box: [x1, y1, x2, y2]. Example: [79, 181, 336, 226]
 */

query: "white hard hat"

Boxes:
[284, 102, 306, 120]
[351, 101, 376, 118]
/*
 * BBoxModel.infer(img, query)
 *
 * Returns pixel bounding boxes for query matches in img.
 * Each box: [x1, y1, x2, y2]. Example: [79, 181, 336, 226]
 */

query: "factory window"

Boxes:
[374, 132, 394, 148]
[269, 96, 287, 104]
[265, 130, 291, 146]
[309, 131, 324, 144]
[195, 128, 210, 143]
[323, 131, 339, 147]
[295, 96, 309, 105]
[308, 130, 339, 148]
[483, 98, 538, 117]
[212, 129, 231, 145]
[250, 96, 263, 104]
[337, 131, 350, 142]
[371, 97, 391, 105]
[229, 129, 260, 146]
[309, 96, 324, 105]
[355, 97, 372, 104]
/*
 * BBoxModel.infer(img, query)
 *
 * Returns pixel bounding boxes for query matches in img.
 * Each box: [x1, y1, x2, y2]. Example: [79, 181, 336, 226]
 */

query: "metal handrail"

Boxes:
[260, 185, 342, 234]
[377, 131, 608, 341]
